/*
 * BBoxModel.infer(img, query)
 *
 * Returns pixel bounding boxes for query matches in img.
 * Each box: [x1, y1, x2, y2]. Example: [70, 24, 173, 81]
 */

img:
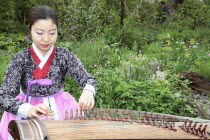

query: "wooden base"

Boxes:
[9, 119, 210, 139]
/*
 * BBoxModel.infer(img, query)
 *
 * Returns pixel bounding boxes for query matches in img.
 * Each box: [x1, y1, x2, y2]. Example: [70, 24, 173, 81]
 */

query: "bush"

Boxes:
[0, 33, 30, 51]
[60, 40, 197, 117]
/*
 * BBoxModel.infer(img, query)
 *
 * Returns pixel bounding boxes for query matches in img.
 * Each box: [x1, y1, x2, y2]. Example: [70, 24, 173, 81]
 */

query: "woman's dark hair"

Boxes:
[28, 6, 58, 30]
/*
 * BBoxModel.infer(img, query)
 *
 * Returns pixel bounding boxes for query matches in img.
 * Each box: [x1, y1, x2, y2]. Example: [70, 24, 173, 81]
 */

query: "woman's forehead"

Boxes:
[32, 19, 57, 30]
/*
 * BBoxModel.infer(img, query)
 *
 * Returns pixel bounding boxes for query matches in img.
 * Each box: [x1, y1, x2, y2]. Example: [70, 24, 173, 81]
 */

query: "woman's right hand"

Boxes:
[27, 103, 52, 118]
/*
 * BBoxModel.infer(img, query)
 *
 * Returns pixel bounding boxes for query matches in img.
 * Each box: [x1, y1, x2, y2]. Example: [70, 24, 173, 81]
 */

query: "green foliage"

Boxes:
[58, 0, 107, 41]
[0, 50, 13, 84]
[192, 56, 210, 79]
[92, 60, 196, 117]
[0, 0, 19, 33]
[0, 33, 30, 51]
[57, 39, 197, 117]
[101, 11, 121, 45]
[141, 28, 210, 75]
[0, 35, 200, 118]
[169, 0, 210, 30]
[0, 33, 31, 84]
[1, 0, 210, 119]
[103, 0, 158, 48]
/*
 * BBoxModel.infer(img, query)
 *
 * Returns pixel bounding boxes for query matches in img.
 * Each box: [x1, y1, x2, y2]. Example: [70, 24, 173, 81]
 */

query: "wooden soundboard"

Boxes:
[8, 108, 210, 139]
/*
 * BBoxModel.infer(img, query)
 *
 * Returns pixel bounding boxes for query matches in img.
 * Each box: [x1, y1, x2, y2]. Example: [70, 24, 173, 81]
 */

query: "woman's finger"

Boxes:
[79, 96, 84, 109]
[86, 96, 94, 110]
[90, 98, 95, 109]
[83, 96, 94, 110]
[31, 112, 39, 118]
[80, 96, 88, 109]
[79, 90, 95, 110]
[28, 103, 52, 118]
[36, 107, 47, 115]
[38, 104, 49, 112]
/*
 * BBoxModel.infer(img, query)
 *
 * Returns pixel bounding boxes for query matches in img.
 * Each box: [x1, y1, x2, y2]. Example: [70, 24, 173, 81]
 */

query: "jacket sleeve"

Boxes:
[0, 53, 25, 115]
[65, 50, 97, 91]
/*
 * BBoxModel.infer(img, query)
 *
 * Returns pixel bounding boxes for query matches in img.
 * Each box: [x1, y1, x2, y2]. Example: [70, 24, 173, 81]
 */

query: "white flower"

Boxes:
[156, 70, 166, 79]
[192, 45, 198, 48]
[151, 66, 166, 80]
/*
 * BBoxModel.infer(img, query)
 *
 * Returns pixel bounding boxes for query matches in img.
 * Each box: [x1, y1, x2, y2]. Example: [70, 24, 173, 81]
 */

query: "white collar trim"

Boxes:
[32, 43, 54, 69]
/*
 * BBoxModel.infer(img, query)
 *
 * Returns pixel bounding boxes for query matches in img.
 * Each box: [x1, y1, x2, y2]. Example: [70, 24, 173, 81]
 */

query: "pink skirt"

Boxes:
[0, 92, 79, 140]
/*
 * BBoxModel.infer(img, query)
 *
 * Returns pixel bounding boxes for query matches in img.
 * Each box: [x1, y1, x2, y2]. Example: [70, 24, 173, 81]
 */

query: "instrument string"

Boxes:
[8, 108, 210, 139]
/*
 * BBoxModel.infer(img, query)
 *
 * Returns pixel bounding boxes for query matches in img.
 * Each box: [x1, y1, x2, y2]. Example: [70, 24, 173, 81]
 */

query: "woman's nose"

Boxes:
[42, 34, 50, 42]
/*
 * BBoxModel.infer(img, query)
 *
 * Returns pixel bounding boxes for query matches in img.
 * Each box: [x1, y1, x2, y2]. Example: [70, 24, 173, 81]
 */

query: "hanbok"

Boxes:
[0, 44, 96, 140]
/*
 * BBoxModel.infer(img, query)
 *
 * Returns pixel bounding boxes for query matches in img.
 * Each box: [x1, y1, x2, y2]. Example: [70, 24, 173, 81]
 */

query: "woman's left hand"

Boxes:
[78, 90, 94, 110]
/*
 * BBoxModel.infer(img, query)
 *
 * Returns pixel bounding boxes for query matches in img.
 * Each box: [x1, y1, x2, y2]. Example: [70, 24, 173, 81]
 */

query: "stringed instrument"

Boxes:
[8, 108, 210, 139]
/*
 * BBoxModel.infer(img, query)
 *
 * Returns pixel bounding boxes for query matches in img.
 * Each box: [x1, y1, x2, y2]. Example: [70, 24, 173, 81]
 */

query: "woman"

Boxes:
[0, 5, 97, 140]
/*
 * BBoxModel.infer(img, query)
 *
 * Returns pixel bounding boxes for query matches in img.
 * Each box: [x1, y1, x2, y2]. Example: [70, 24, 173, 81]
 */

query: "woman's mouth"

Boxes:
[42, 44, 50, 48]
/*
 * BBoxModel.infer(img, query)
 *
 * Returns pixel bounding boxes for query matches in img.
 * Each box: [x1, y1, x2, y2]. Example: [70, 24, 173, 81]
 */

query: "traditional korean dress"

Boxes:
[0, 43, 97, 140]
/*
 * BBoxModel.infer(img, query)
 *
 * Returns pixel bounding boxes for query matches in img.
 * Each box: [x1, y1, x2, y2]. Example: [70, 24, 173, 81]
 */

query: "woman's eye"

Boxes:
[36, 32, 43, 35]
[49, 32, 56, 35]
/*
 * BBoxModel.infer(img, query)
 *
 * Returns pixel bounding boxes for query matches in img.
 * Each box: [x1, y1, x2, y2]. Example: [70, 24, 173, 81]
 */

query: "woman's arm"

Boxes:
[0, 53, 25, 115]
[65, 50, 97, 109]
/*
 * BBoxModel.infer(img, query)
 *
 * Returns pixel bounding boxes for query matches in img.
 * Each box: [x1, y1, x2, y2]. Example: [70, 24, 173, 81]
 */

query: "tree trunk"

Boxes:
[120, 0, 125, 29]
[120, 0, 126, 47]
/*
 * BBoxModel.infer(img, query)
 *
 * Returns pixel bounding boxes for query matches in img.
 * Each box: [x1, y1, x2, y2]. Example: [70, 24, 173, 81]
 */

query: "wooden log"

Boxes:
[180, 71, 210, 94]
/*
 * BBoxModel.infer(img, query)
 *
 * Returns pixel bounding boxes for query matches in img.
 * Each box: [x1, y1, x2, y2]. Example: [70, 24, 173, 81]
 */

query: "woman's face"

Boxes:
[31, 18, 58, 56]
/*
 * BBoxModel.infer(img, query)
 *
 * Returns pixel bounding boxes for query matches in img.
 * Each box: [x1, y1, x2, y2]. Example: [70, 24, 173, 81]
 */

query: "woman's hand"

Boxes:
[79, 90, 95, 110]
[27, 103, 52, 118]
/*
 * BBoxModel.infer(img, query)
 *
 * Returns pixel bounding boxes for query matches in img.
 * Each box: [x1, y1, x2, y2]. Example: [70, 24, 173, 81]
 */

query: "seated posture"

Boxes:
[0, 5, 97, 140]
